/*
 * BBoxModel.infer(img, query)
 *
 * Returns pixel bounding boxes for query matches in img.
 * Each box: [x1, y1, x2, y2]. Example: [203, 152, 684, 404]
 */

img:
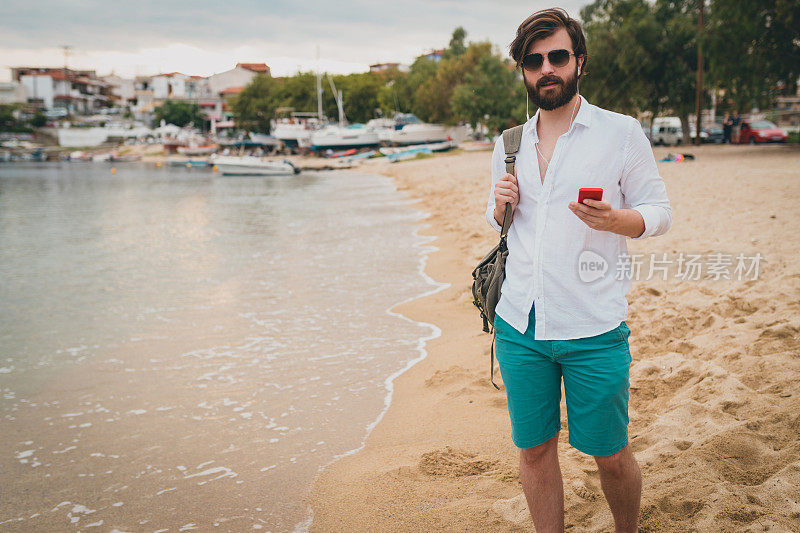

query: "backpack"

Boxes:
[470, 125, 524, 390]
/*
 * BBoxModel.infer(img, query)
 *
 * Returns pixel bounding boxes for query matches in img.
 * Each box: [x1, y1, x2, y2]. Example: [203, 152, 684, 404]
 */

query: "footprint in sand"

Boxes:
[492, 493, 532, 527]
[571, 478, 598, 501]
[424, 365, 472, 387]
[418, 446, 498, 477]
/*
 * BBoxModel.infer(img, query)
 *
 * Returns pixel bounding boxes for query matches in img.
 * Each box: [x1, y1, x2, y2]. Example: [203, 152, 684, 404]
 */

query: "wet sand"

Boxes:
[309, 143, 800, 532]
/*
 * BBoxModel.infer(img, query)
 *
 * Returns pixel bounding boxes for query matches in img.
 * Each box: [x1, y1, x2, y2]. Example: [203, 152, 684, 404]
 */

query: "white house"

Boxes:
[0, 81, 28, 104]
[208, 63, 270, 95]
[20, 74, 55, 109]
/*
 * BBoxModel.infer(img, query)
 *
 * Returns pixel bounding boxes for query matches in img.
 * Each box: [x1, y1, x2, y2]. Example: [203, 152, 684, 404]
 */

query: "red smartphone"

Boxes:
[578, 187, 603, 204]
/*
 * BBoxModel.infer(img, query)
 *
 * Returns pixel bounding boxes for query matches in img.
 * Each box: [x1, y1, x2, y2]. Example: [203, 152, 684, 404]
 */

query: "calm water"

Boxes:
[0, 161, 443, 531]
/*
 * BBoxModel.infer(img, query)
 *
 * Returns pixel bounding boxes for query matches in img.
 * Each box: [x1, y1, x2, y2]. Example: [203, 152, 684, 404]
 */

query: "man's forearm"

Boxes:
[611, 208, 646, 238]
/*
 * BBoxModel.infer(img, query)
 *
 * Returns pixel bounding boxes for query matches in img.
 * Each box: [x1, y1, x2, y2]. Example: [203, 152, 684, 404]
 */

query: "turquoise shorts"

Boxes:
[494, 305, 632, 457]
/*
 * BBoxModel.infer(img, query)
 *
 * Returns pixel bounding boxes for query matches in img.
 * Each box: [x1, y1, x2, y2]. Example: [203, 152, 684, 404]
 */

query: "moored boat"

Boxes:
[211, 155, 299, 176]
[309, 124, 381, 153]
[177, 144, 218, 156]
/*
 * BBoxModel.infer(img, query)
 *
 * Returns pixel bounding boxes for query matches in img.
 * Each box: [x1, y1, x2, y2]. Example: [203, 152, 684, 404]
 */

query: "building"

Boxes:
[207, 62, 270, 95]
[101, 73, 136, 105]
[0, 81, 29, 105]
[774, 77, 800, 129]
[8, 61, 267, 125]
[423, 49, 444, 62]
[10, 67, 113, 115]
[369, 62, 400, 73]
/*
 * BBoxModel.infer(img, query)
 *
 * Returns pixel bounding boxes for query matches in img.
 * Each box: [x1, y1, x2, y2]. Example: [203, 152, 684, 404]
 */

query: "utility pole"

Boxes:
[694, 0, 704, 145]
[61, 45, 72, 70]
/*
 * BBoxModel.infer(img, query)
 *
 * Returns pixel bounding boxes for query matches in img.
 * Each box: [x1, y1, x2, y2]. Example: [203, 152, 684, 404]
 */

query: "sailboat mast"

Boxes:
[316, 45, 323, 120]
[326, 73, 346, 126]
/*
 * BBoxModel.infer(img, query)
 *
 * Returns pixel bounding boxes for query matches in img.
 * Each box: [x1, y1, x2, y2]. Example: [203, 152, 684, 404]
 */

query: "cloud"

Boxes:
[0, 0, 589, 79]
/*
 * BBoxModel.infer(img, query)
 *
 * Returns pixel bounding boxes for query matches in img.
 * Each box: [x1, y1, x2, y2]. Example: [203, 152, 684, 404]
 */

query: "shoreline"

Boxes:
[307, 150, 532, 532]
[294, 196, 450, 532]
[307, 144, 800, 531]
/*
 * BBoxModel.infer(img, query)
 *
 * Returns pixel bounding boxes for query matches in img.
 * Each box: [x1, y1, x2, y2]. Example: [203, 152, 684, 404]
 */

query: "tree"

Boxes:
[230, 74, 280, 133]
[653, 0, 701, 143]
[580, 0, 662, 115]
[326, 73, 384, 123]
[580, 0, 701, 142]
[276, 72, 319, 116]
[0, 103, 33, 133]
[704, 0, 800, 111]
[153, 99, 203, 128]
[415, 40, 496, 124]
[30, 112, 47, 128]
[451, 52, 520, 131]
[443, 27, 468, 60]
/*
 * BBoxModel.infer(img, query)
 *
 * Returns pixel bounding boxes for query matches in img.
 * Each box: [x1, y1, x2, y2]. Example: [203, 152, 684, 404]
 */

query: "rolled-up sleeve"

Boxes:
[620, 117, 673, 240]
[485, 135, 506, 233]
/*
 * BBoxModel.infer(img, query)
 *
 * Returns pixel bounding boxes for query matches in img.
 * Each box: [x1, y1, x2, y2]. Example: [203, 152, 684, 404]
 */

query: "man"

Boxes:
[731, 109, 741, 144]
[722, 112, 733, 144]
[485, 8, 672, 533]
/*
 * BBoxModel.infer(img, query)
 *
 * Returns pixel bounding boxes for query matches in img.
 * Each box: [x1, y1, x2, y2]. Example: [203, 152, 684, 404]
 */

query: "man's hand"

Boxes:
[494, 172, 519, 225]
[568, 198, 646, 238]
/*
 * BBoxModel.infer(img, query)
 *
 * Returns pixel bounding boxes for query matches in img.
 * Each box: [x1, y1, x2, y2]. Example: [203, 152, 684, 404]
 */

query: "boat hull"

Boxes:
[212, 156, 297, 176]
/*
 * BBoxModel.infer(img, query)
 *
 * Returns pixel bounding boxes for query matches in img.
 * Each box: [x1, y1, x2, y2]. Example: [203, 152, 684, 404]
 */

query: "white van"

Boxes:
[651, 117, 683, 146]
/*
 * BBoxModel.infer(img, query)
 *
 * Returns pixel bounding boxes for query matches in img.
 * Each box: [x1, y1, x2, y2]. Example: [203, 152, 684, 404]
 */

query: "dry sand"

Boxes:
[308, 143, 800, 532]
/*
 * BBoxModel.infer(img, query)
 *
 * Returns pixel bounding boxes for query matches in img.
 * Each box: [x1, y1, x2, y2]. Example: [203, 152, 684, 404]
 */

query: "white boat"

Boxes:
[365, 117, 396, 143]
[248, 132, 282, 148]
[309, 124, 381, 152]
[57, 125, 153, 147]
[379, 140, 454, 155]
[271, 123, 313, 149]
[177, 144, 218, 156]
[211, 155, 299, 176]
[386, 114, 450, 145]
[309, 74, 381, 153]
[58, 128, 109, 147]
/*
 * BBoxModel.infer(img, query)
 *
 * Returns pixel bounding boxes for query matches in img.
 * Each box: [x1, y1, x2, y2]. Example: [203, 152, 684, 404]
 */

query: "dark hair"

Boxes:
[509, 8, 587, 75]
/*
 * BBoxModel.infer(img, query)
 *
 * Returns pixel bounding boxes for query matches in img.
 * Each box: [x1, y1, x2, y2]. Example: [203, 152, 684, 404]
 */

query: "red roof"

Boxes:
[237, 62, 270, 73]
[220, 86, 244, 95]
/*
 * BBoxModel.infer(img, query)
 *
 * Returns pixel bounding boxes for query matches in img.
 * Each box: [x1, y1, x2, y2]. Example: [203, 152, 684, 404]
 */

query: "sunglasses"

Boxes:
[522, 49, 576, 71]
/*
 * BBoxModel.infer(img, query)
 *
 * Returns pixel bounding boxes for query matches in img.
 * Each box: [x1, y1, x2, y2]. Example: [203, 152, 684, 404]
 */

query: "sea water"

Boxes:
[0, 161, 444, 532]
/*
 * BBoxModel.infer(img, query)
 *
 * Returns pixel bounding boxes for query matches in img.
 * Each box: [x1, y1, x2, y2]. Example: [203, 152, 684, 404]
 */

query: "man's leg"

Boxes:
[594, 444, 642, 533]
[520, 433, 564, 533]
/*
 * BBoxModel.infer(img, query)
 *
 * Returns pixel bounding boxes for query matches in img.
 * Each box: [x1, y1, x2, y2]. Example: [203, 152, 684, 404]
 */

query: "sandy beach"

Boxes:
[308, 143, 800, 532]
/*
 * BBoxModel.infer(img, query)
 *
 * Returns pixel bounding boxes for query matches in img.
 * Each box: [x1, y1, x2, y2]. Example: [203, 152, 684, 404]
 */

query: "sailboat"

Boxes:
[309, 74, 380, 153]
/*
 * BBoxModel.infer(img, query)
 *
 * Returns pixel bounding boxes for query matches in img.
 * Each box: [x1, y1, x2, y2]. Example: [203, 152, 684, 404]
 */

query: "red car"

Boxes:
[738, 119, 788, 144]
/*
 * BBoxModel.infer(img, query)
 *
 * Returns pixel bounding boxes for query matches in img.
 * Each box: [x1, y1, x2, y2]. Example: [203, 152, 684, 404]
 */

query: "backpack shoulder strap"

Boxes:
[498, 124, 524, 237]
[501, 125, 524, 175]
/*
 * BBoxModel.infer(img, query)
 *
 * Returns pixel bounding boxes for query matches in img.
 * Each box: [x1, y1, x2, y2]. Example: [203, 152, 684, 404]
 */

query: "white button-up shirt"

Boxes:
[485, 95, 672, 340]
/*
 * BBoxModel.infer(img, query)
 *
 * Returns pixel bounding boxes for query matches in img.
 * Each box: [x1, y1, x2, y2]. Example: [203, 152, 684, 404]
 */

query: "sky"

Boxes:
[0, 0, 589, 81]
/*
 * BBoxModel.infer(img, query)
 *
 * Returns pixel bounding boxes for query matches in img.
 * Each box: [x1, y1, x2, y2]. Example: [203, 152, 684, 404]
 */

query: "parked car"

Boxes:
[702, 125, 725, 144]
[651, 117, 709, 145]
[738, 120, 787, 144]
[651, 117, 682, 146]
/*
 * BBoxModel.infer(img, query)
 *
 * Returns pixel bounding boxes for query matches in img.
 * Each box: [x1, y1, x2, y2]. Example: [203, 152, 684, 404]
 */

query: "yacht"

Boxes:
[211, 155, 299, 176]
[384, 113, 450, 145]
[309, 123, 381, 153]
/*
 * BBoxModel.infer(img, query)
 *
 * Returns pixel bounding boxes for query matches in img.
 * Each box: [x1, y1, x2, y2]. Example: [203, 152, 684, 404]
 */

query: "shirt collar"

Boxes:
[524, 94, 592, 142]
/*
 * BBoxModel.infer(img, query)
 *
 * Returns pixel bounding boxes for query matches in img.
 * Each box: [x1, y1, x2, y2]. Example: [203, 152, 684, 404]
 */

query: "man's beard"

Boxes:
[526, 64, 579, 111]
